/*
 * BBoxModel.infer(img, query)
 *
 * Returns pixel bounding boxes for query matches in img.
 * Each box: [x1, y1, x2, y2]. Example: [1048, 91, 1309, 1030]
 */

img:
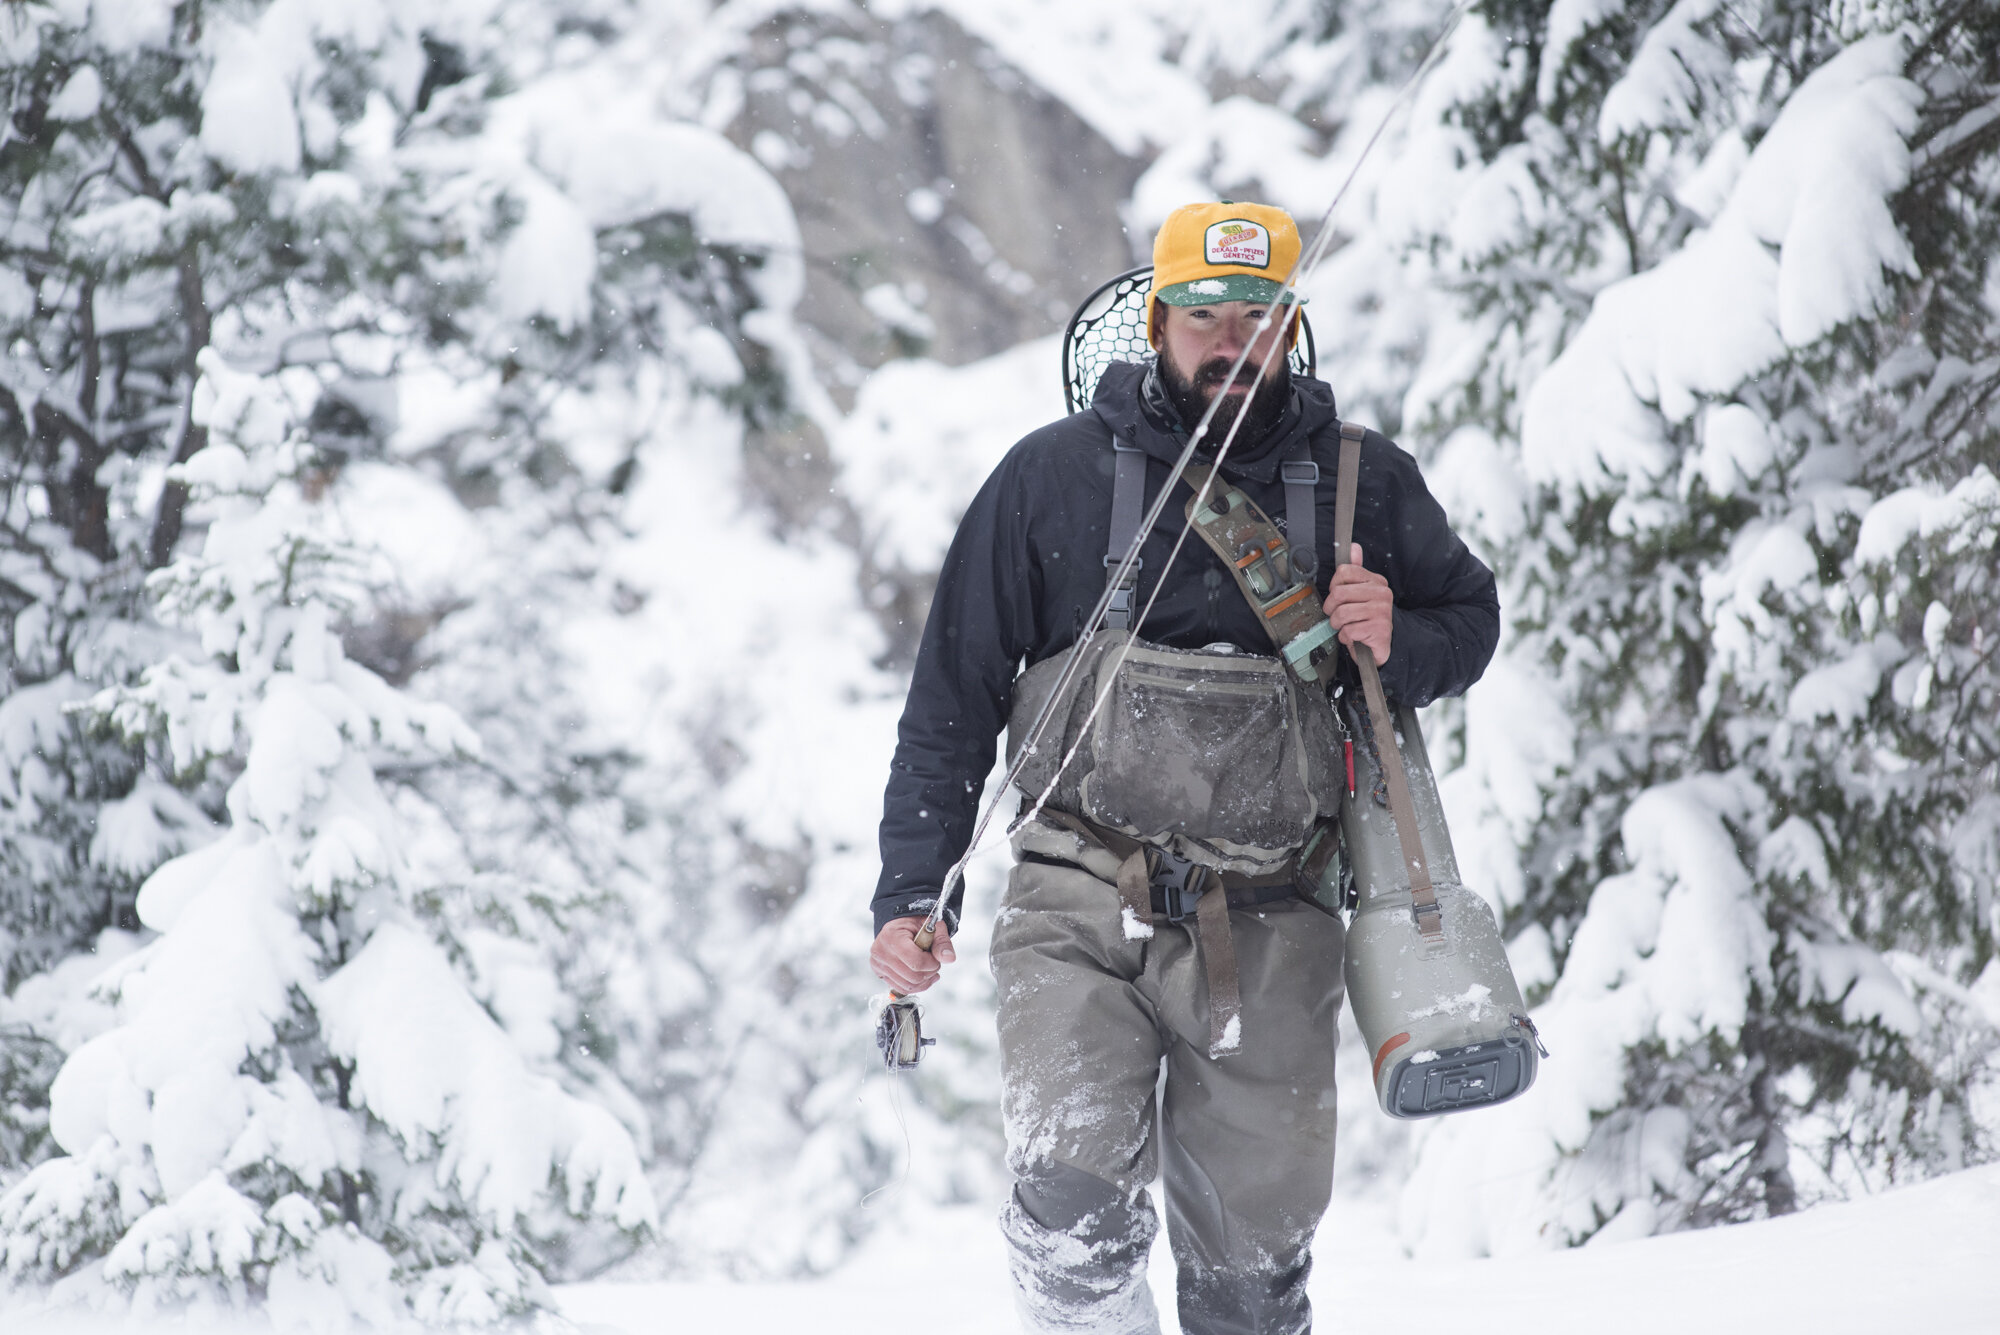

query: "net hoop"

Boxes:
[1060, 265, 1317, 415]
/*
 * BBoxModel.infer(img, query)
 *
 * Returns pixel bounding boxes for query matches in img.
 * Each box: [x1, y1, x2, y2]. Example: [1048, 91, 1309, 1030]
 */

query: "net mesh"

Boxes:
[1061, 266, 1316, 415]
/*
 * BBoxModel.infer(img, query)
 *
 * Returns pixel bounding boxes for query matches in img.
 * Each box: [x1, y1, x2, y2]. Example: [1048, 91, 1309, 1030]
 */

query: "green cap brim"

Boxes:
[1154, 275, 1305, 306]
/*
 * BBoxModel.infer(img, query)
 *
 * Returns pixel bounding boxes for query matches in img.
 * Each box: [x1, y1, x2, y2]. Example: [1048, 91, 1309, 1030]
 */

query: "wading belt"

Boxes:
[1039, 810, 1297, 1058]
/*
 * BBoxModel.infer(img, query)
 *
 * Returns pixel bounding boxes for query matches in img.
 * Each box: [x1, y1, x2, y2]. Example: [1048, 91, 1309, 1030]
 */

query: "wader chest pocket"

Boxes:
[1008, 632, 1341, 872]
[1083, 663, 1313, 851]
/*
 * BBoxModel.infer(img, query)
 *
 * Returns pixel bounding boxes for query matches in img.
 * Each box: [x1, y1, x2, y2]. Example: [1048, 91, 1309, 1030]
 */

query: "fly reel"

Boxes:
[876, 996, 934, 1070]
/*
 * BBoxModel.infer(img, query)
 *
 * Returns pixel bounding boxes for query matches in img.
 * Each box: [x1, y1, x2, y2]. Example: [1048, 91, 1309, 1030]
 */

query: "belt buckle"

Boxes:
[1151, 848, 1207, 923]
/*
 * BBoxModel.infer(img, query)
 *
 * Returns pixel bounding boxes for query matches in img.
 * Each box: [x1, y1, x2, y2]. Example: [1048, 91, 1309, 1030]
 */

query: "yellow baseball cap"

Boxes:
[1147, 200, 1304, 339]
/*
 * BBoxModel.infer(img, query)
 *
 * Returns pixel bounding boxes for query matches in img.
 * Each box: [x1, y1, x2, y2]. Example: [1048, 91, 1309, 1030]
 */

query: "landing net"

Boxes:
[1061, 265, 1318, 415]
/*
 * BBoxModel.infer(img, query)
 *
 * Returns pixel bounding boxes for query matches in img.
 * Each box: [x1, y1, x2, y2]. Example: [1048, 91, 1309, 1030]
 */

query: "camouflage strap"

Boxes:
[1332, 423, 1443, 942]
[1180, 447, 1341, 685]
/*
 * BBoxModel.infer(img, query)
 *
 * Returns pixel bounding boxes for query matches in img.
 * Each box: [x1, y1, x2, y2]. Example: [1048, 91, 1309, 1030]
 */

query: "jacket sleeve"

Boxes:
[1365, 436, 1500, 709]
[871, 448, 1042, 934]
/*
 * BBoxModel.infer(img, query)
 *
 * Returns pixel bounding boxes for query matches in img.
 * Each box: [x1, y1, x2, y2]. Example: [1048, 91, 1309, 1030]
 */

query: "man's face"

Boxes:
[1153, 300, 1295, 437]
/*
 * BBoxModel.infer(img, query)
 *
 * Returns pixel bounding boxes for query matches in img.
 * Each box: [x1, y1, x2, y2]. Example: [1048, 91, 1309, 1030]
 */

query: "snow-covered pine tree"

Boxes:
[4, 0, 936, 1287]
[0, 0, 834, 1305]
[1345, 0, 2000, 1252]
[0, 0, 229, 1163]
[0, 0, 515, 1177]
[0, 351, 657, 1324]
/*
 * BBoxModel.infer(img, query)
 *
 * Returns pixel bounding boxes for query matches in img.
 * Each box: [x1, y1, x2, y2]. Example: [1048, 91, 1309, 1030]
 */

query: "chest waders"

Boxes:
[1030, 423, 1542, 1116]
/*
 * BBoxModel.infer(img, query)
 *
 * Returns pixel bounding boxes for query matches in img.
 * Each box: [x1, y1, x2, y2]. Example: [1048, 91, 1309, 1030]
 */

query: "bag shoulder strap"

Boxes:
[1331, 421, 1364, 565]
[1332, 423, 1443, 941]
[1102, 437, 1147, 631]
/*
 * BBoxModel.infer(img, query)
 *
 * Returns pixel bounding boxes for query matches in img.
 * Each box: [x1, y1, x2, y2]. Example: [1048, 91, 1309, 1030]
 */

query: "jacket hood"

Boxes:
[1089, 359, 1340, 484]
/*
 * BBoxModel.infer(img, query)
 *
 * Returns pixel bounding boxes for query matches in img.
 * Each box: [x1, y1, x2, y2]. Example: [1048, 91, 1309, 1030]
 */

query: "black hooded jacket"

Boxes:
[870, 360, 1499, 932]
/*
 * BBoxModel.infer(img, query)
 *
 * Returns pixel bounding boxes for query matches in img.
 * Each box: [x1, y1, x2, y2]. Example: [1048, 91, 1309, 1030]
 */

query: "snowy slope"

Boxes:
[558, 1161, 2000, 1334]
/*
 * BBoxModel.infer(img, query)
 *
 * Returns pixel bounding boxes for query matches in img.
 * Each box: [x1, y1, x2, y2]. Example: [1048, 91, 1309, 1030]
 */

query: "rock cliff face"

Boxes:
[720, 9, 1145, 389]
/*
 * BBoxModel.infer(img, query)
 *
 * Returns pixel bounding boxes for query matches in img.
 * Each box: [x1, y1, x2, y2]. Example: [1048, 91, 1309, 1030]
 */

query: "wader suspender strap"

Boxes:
[1098, 438, 1166, 949]
[1102, 438, 1147, 631]
[1332, 423, 1444, 941]
[1282, 446, 1319, 581]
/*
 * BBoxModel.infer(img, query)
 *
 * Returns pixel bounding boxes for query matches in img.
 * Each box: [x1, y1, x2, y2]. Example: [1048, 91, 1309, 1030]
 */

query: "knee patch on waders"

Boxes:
[1004, 1160, 1162, 1333]
[1014, 1159, 1135, 1235]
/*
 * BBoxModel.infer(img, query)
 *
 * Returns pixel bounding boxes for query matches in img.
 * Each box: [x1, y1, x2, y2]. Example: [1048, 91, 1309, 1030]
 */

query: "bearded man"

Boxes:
[869, 201, 1499, 1335]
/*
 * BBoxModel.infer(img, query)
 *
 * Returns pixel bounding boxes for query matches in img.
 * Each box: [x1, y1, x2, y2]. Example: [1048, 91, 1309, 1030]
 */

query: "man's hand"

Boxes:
[872, 916, 955, 994]
[1323, 542, 1393, 664]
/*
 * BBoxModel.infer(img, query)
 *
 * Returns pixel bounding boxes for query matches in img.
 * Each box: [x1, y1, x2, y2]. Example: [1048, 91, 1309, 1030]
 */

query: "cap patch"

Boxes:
[1204, 220, 1270, 269]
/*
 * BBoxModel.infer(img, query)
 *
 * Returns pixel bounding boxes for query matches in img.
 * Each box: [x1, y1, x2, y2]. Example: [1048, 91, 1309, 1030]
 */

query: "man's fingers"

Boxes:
[1324, 585, 1391, 624]
[888, 965, 936, 994]
[1325, 581, 1390, 607]
[1321, 551, 1394, 663]
[871, 916, 953, 993]
[873, 947, 937, 995]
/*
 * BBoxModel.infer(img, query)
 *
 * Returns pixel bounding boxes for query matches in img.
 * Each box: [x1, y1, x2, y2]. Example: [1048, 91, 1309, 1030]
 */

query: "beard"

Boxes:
[1158, 344, 1293, 445]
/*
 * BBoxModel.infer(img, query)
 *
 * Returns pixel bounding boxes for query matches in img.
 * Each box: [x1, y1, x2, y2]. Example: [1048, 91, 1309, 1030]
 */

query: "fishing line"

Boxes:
[859, 1066, 915, 1209]
[902, 0, 1479, 950]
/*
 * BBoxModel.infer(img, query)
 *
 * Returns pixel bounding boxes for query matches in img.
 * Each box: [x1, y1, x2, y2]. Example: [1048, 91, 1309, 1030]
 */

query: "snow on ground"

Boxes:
[6, 1123, 1994, 1331]
[559, 1159, 2000, 1334]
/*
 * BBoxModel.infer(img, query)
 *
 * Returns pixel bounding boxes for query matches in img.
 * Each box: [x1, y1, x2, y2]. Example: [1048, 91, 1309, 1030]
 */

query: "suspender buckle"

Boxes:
[1280, 460, 1320, 485]
[1103, 585, 1135, 630]
[1101, 556, 1142, 631]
